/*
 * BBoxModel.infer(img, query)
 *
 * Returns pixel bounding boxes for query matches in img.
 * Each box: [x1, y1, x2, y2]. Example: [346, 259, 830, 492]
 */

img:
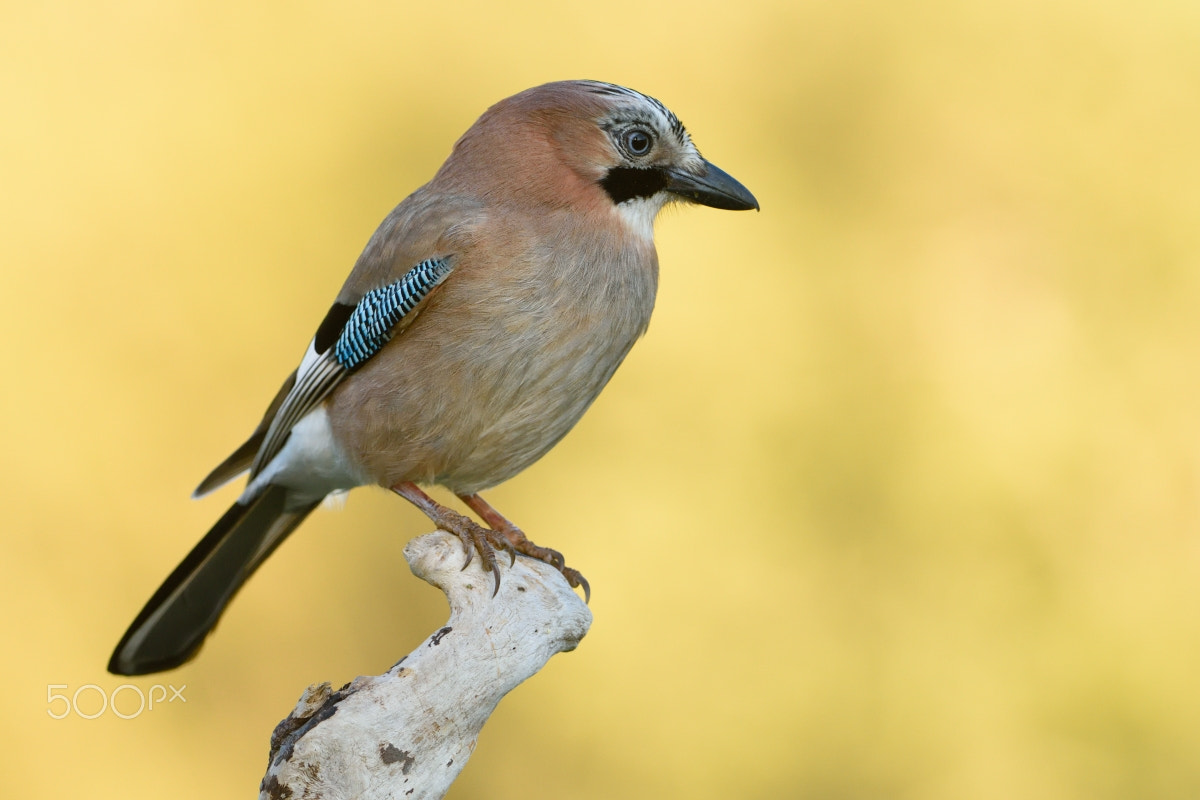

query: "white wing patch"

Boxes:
[243, 406, 367, 505]
[249, 345, 346, 479]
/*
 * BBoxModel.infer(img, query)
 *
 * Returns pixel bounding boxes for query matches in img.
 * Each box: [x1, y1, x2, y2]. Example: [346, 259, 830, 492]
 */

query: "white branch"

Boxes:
[260, 531, 592, 800]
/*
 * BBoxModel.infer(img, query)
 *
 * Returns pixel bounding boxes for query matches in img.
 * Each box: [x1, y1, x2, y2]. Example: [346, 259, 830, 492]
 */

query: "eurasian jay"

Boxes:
[109, 80, 758, 676]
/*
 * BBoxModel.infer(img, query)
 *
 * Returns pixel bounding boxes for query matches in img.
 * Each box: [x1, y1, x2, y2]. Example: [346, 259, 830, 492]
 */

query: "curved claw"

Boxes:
[478, 537, 502, 595]
[562, 567, 591, 604]
[456, 532, 475, 570]
[497, 536, 518, 568]
[544, 548, 566, 571]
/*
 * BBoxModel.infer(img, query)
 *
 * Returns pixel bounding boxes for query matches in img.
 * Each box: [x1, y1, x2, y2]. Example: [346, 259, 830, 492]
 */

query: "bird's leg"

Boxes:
[391, 481, 512, 595]
[457, 492, 590, 603]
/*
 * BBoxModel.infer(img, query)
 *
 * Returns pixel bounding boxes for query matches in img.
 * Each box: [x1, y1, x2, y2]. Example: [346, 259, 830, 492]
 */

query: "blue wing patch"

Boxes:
[334, 257, 452, 370]
[245, 257, 453, 480]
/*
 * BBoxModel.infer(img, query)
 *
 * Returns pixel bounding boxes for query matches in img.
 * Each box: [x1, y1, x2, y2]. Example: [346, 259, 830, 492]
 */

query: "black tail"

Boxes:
[109, 485, 319, 675]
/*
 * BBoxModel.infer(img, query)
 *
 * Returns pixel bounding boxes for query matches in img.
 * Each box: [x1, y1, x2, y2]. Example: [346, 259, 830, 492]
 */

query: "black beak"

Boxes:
[666, 161, 759, 211]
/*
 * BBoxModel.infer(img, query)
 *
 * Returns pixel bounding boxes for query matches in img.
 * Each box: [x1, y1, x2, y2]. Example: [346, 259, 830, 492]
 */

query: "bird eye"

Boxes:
[622, 128, 653, 157]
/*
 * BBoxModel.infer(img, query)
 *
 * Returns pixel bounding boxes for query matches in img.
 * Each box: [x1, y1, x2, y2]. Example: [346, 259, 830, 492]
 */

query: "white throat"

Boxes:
[614, 194, 668, 241]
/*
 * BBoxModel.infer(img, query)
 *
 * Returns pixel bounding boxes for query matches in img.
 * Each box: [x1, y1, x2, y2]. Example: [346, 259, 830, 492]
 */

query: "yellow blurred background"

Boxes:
[4, 0, 1200, 797]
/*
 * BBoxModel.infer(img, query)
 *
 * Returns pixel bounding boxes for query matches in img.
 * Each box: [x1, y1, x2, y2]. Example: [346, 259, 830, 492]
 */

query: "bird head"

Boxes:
[433, 80, 758, 229]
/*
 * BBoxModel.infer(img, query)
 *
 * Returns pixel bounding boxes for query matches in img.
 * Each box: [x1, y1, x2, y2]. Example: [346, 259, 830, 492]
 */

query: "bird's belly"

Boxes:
[435, 330, 634, 493]
[327, 229, 658, 495]
[328, 289, 652, 495]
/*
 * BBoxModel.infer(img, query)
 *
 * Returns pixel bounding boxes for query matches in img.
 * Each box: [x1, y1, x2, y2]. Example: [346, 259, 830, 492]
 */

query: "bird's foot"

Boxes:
[497, 529, 590, 603]
[458, 492, 590, 603]
[391, 482, 516, 594]
[437, 510, 517, 596]
[391, 482, 590, 601]
[391, 482, 588, 599]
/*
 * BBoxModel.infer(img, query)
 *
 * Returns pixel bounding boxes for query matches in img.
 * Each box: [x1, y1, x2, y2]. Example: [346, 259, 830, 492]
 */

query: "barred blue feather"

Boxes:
[334, 258, 452, 370]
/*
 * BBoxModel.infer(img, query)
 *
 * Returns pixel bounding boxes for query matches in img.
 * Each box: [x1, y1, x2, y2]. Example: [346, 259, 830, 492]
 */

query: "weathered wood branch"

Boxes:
[260, 530, 592, 800]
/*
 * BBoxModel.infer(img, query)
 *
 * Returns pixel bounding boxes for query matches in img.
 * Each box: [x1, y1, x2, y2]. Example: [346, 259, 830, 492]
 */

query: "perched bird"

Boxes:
[109, 80, 758, 676]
